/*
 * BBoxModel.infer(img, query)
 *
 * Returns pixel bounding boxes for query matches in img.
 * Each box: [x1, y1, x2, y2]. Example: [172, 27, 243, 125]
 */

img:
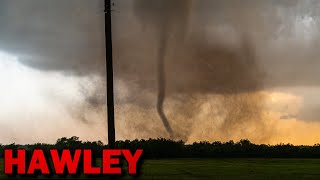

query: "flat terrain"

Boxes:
[1, 158, 320, 179]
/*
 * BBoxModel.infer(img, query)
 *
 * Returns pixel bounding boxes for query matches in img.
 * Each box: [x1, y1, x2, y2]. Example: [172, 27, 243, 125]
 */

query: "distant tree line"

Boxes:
[1, 136, 320, 158]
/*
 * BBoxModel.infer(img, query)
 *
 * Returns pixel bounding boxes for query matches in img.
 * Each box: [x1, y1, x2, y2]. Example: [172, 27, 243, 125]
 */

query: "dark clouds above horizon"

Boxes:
[0, 0, 105, 76]
[1, 0, 320, 88]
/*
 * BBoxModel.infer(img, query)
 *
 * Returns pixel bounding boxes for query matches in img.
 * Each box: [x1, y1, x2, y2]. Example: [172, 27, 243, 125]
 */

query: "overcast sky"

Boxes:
[1, 0, 320, 145]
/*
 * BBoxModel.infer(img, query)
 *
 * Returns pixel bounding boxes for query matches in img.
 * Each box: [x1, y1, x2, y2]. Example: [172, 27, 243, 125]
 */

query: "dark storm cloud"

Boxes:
[0, 0, 105, 76]
[113, 1, 264, 97]
[111, 0, 320, 93]
[1, 0, 320, 90]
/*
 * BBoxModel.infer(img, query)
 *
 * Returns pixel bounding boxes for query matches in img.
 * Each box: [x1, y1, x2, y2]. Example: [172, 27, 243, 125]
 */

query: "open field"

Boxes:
[1, 158, 320, 179]
[133, 158, 320, 180]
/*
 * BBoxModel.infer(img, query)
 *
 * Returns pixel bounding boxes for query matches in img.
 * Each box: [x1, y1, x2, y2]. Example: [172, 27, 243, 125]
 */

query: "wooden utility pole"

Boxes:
[105, 0, 115, 149]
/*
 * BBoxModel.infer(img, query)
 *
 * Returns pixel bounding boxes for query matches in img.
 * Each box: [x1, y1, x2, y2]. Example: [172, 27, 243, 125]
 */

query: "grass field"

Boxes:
[1, 158, 320, 179]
